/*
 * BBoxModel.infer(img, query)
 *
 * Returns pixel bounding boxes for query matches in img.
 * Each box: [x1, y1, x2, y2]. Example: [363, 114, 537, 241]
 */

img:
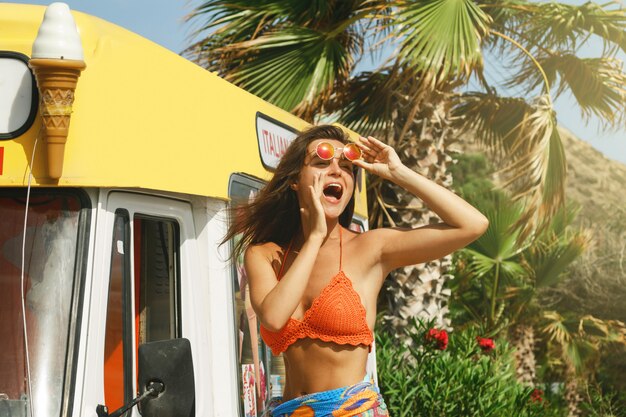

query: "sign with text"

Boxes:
[256, 113, 298, 170]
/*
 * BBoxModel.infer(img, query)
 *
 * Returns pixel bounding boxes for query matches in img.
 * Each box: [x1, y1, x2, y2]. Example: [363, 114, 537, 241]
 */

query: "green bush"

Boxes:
[376, 319, 560, 417]
[580, 384, 626, 417]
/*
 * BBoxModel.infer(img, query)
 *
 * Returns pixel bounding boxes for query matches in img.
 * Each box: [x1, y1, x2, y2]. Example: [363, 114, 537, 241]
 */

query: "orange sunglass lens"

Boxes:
[343, 143, 362, 161]
[316, 142, 335, 160]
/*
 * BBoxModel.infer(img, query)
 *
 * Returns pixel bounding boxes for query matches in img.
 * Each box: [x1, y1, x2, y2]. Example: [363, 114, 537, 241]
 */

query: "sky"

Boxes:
[9, 0, 626, 165]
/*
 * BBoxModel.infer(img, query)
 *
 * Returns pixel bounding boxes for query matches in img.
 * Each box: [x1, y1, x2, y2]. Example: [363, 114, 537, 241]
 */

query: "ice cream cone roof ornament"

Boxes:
[29, 2, 86, 180]
[32, 2, 84, 60]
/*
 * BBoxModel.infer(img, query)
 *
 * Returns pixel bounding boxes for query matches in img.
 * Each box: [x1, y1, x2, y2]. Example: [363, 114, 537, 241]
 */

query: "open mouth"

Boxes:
[323, 183, 343, 201]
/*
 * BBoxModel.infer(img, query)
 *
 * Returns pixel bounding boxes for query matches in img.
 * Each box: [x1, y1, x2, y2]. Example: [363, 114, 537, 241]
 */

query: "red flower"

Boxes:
[425, 328, 448, 350]
[530, 388, 544, 403]
[476, 336, 495, 352]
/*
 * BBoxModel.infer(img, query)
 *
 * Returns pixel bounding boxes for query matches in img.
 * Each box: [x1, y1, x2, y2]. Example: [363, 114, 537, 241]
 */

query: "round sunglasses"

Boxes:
[311, 142, 362, 162]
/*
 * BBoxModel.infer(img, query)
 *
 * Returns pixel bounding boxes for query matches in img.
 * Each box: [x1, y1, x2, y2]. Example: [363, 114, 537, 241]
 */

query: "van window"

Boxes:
[0, 189, 86, 417]
[134, 216, 180, 344]
[229, 175, 282, 417]
[103, 213, 180, 412]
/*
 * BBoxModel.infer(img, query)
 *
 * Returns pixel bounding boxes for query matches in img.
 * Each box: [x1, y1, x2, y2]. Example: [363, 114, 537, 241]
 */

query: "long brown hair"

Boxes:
[223, 125, 356, 259]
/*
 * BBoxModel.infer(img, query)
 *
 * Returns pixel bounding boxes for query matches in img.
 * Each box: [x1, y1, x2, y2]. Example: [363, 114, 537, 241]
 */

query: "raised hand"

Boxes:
[299, 172, 327, 241]
[353, 136, 404, 181]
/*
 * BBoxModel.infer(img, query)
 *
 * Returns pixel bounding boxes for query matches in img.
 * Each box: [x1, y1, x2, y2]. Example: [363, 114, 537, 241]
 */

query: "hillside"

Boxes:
[455, 127, 626, 225]
[560, 127, 626, 226]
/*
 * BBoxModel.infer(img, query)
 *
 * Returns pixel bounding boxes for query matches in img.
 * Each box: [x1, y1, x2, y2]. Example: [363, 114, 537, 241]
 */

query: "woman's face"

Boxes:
[294, 138, 356, 220]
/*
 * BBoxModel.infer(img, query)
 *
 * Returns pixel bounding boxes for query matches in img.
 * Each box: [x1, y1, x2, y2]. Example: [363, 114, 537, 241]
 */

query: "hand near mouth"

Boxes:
[300, 172, 327, 241]
[352, 136, 404, 181]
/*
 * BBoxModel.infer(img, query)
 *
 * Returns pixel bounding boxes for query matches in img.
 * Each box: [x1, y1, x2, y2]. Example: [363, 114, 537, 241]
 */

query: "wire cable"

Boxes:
[21, 128, 40, 417]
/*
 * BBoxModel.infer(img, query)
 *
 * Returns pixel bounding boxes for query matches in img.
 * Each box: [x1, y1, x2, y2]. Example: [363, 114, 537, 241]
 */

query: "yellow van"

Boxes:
[0, 3, 371, 417]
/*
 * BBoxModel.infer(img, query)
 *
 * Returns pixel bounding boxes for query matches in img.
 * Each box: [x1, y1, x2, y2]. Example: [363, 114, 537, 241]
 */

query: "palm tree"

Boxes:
[540, 312, 626, 416]
[452, 192, 528, 331]
[453, 194, 590, 386]
[508, 205, 590, 385]
[183, 0, 626, 332]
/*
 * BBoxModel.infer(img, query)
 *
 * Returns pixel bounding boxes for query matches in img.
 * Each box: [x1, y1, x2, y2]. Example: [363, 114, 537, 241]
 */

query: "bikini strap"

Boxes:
[277, 239, 294, 280]
[339, 226, 343, 271]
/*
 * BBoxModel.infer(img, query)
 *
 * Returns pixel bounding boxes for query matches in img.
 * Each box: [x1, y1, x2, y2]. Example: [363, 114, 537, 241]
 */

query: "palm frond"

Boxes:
[453, 92, 530, 160]
[542, 310, 572, 345]
[282, 0, 371, 27]
[565, 340, 587, 372]
[395, 0, 491, 86]
[182, 0, 378, 118]
[468, 194, 526, 259]
[528, 233, 589, 288]
[541, 312, 625, 375]
[329, 68, 399, 137]
[519, 1, 626, 53]
[578, 315, 613, 338]
[183, 1, 288, 65]
[216, 26, 358, 117]
[538, 202, 580, 238]
[184, 0, 375, 37]
[331, 64, 442, 139]
[463, 249, 526, 278]
[510, 54, 626, 127]
[454, 93, 568, 232]
[463, 249, 498, 277]
[479, 0, 526, 36]
[502, 105, 567, 234]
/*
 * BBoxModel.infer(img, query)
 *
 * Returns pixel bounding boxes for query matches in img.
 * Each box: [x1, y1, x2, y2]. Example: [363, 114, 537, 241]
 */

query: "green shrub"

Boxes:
[376, 319, 561, 417]
[580, 384, 626, 417]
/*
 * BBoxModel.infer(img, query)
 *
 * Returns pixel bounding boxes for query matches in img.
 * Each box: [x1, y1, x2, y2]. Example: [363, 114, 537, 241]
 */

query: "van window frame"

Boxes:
[103, 209, 134, 408]
[0, 51, 39, 140]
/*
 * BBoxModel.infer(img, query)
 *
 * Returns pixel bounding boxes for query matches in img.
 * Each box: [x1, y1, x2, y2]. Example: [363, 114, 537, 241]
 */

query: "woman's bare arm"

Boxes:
[245, 172, 328, 332]
[354, 136, 489, 274]
[245, 236, 322, 331]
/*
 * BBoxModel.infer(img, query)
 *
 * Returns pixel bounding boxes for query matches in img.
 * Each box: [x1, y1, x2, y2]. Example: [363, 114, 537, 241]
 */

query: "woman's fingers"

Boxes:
[309, 172, 325, 210]
[352, 159, 373, 171]
[359, 135, 387, 150]
[362, 148, 379, 162]
[301, 173, 324, 217]
[315, 172, 324, 196]
[358, 136, 388, 163]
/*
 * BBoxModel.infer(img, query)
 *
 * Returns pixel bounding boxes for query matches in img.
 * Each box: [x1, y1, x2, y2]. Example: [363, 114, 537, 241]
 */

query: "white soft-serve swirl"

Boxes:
[32, 2, 83, 60]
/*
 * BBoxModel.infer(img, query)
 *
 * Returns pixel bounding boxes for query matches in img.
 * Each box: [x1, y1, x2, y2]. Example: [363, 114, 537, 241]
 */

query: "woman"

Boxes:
[225, 125, 488, 416]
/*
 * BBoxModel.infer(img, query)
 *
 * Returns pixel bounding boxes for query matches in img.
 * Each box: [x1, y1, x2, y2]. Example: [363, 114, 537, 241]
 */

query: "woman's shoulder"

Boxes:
[343, 227, 384, 252]
[245, 241, 285, 262]
[244, 241, 287, 279]
[345, 226, 409, 256]
[346, 226, 395, 242]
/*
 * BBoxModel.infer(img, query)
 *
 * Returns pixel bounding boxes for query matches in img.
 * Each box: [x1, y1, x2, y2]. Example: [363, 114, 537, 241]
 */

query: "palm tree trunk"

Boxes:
[377, 94, 456, 335]
[510, 324, 537, 385]
[564, 363, 583, 417]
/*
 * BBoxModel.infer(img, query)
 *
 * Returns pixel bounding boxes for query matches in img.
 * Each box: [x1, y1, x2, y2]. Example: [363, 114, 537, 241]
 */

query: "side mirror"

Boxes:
[138, 338, 195, 417]
[96, 338, 195, 417]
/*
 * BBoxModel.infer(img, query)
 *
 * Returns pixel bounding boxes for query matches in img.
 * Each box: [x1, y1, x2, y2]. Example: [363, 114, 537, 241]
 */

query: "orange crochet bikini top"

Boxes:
[260, 228, 374, 355]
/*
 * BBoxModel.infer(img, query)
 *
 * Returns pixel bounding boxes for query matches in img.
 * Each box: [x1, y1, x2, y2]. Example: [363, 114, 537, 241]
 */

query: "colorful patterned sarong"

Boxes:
[269, 380, 389, 417]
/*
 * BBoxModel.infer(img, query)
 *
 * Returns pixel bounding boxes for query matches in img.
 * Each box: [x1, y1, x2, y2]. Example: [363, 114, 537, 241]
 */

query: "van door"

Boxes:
[84, 191, 202, 417]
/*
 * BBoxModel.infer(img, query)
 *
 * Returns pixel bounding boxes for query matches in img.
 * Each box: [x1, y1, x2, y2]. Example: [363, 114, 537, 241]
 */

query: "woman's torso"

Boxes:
[264, 229, 384, 400]
[282, 339, 370, 400]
